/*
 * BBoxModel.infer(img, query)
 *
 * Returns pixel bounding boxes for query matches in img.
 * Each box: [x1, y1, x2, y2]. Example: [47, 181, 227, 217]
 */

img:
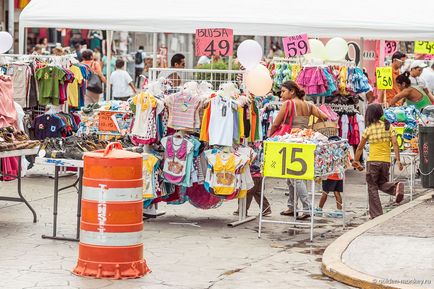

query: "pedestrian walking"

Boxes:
[353, 104, 404, 219]
[110, 58, 137, 101]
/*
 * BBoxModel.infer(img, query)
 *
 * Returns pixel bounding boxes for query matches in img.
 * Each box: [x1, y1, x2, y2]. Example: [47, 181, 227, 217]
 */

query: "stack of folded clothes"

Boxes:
[0, 127, 40, 152]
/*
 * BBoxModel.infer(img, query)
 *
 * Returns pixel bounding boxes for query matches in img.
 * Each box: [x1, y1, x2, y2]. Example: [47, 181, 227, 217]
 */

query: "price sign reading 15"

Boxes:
[376, 67, 393, 90]
[195, 28, 233, 57]
[282, 34, 310, 58]
[263, 142, 315, 180]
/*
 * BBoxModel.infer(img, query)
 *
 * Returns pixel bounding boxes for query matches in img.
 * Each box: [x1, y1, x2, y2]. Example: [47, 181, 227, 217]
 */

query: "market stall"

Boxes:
[258, 129, 350, 241]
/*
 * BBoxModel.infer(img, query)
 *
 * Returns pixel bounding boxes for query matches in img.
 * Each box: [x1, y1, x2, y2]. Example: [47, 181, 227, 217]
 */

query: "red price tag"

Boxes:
[282, 34, 310, 58]
[195, 28, 233, 57]
[385, 41, 399, 56]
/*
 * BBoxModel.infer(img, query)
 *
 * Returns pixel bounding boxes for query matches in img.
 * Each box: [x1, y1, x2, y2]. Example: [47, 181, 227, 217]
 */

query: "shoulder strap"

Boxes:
[282, 100, 291, 124]
[287, 100, 295, 127]
[414, 85, 428, 97]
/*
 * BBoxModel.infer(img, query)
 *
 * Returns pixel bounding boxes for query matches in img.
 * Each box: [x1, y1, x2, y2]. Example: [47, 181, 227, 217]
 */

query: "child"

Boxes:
[353, 104, 404, 219]
[316, 171, 344, 218]
[316, 137, 351, 218]
[110, 59, 137, 101]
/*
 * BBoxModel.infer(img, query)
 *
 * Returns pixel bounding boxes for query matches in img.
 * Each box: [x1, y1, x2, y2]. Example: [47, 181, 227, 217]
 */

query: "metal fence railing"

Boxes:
[149, 68, 245, 90]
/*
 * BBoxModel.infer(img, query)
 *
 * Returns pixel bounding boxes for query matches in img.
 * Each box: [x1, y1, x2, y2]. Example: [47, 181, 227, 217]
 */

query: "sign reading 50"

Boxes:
[263, 142, 315, 180]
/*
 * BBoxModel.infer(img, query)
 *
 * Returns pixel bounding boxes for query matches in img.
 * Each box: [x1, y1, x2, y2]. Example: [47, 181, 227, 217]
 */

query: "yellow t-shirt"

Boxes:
[67, 65, 84, 107]
[362, 121, 395, 163]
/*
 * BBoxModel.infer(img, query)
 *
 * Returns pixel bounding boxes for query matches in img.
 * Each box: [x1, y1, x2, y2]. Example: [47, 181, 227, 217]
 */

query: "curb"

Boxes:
[322, 192, 432, 289]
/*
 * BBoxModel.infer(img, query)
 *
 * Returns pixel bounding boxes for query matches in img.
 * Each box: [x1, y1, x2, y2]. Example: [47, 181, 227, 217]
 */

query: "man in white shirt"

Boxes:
[421, 62, 434, 94]
[409, 60, 428, 88]
[110, 59, 137, 101]
[409, 60, 434, 100]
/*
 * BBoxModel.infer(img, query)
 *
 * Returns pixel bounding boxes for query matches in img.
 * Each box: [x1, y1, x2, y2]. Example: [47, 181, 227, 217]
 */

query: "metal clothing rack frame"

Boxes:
[144, 69, 256, 227]
[258, 140, 349, 241]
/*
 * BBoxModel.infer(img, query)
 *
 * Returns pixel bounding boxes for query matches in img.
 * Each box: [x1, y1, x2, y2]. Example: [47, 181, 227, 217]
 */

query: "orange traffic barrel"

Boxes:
[73, 142, 150, 279]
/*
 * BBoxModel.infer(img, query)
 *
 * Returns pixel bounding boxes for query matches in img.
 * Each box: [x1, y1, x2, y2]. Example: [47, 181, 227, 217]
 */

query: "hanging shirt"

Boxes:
[209, 96, 235, 146]
[35, 66, 66, 105]
[166, 92, 201, 130]
[161, 136, 194, 185]
[131, 92, 164, 141]
[142, 154, 159, 200]
[67, 65, 84, 107]
[12, 64, 31, 108]
[33, 114, 66, 140]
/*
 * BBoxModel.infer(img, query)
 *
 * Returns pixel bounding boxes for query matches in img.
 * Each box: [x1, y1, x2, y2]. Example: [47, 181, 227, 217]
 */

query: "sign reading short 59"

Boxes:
[195, 28, 233, 57]
[263, 142, 316, 180]
[376, 67, 393, 89]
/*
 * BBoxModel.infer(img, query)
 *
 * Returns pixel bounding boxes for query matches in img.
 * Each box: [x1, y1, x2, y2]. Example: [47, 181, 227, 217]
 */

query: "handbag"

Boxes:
[271, 100, 295, 137]
[87, 61, 103, 94]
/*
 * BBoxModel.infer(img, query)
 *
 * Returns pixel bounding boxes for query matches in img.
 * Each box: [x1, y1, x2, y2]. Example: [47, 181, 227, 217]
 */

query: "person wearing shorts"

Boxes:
[316, 173, 344, 218]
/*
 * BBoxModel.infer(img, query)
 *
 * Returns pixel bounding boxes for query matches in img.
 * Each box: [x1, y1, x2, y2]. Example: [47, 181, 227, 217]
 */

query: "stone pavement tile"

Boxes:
[210, 251, 351, 289]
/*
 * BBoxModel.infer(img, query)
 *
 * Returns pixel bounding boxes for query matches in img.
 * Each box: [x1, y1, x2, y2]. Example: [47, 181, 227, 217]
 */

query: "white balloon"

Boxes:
[245, 64, 272, 96]
[304, 39, 326, 61]
[325, 37, 348, 61]
[0, 32, 13, 54]
[237, 40, 263, 70]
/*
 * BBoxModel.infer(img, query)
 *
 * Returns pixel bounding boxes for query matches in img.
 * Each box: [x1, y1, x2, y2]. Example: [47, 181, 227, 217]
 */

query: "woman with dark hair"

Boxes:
[390, 72, 434, 110]
[81, 49, 106, 104]
[269, 81, 328, 219]
[353, 103, 404, 219]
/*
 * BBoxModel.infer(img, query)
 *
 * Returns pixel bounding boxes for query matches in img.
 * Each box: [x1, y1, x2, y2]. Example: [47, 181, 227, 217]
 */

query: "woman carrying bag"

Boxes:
[268, 81, 329, 220]
[82, 49, 106, 105]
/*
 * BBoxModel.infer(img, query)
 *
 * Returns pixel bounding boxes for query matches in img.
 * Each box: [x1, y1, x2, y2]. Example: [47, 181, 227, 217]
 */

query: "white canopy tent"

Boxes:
[18, 0, 434, 98]
[19, 0, 434, 51]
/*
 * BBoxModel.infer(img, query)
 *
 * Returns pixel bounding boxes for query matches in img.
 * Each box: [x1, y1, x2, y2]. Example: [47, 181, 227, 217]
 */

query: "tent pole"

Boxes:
[359, 37, 364, 69]
[19, 26, 25, 54]
[106, 30, 113, 101]
[8, 0, 14, 53]
[152, 32, 158, 78]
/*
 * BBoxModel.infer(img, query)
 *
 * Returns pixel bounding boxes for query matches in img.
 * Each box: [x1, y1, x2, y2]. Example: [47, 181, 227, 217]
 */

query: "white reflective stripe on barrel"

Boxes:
[80, 230, 143, 246]
[82, 186, 143, 202]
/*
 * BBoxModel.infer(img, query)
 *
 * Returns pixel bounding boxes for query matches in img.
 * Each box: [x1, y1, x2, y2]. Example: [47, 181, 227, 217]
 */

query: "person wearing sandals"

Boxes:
[316, 140, 351, 218]
[268, 81, 328, 220]
[353, 104, 404, 219]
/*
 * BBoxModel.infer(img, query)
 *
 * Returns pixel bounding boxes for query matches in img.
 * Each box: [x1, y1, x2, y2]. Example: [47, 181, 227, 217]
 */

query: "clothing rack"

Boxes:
[327, 103, 359, 114]
[0, 54, 77, 66]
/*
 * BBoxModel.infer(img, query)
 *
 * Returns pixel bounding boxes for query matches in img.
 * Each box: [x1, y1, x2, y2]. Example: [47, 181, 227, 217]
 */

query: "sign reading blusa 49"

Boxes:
[263, 142, 315, 180]
[195, 28, 234, 57]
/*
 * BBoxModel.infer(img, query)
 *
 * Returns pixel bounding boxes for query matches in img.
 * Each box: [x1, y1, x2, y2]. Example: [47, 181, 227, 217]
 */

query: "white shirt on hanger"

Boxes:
[209, 96, 234, 147]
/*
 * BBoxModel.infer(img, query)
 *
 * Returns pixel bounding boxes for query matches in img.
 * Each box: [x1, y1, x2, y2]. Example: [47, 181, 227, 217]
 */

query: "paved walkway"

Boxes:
[0, 163, 423, 289]
[323, 193, 434, 289]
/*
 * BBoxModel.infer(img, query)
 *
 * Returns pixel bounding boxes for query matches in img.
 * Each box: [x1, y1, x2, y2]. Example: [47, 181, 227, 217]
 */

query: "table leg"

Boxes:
[42, 166, 79, 242]
[76, 168, 83, 240]
[310, 181, 315, 242]
[16, 156, 37, 223]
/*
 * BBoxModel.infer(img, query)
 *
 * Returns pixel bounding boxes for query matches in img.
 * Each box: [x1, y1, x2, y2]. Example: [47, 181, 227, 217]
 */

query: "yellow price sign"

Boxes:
[391, 126, 405, 150]
[263, 142, 316, 180]
[376, 67, 393, 90]
[414, 41, 434, 55]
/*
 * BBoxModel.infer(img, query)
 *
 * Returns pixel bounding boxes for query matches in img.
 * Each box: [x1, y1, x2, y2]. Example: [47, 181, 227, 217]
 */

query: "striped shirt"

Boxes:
[166, 92, 201, 130]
